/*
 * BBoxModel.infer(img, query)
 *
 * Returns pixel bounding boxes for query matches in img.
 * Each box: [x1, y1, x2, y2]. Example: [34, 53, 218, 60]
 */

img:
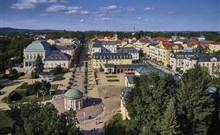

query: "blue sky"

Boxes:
[0, 0, 219, 31]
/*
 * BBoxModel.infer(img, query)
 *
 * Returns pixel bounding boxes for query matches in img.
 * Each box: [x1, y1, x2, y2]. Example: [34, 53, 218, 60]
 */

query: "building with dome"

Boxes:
[64, 88, 84, 110]
[23, 40, 73, 68]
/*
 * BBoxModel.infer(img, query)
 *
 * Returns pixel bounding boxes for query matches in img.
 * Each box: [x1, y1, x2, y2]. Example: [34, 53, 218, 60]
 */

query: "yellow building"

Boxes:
[208, 43, 220, 52]
[149, 42, 183, 66]
[92, 53, 132, 69]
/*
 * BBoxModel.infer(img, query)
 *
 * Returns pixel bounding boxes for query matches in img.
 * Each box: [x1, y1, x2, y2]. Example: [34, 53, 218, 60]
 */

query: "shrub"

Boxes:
[31, 71, 38, 79]
[16, 83, 28, 89]
[176, 67, 180, 72]
[9, 92, 23, 102]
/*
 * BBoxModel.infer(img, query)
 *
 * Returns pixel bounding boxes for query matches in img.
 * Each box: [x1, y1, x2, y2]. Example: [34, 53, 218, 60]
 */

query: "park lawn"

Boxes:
[7, 89, 53, 103]
[106, 75, 117, 78]
[53, 72, 66, 78]
[19, 94, 53, 102]
[107, 79, 119, 82]
[51, 84, 59, 89]
[0, 110, 13, 128]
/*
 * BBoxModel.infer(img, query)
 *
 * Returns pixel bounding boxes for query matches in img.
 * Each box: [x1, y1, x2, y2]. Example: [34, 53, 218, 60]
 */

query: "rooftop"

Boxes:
[26, 40, 51, 51]
[64, 88, 83, 99]
[45, 52, 71, 61]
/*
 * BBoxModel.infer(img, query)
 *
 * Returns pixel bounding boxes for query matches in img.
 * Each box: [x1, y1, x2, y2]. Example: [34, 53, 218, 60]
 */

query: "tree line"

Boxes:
[124, 65, 219, 135]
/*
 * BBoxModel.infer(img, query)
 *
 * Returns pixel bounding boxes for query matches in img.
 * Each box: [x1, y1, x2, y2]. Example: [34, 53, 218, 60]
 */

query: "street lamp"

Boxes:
[102, 104, 106, 117]
[103, 89, 107, 99]
[83, 112, 86, 124]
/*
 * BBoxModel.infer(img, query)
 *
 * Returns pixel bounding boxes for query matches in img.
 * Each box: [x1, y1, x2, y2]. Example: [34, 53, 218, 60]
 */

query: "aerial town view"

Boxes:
[0, 0, 219, 135]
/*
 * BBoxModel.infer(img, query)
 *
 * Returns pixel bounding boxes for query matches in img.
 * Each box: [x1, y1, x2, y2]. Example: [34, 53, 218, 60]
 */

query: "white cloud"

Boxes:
[46, 5, 81, 12]
[104, 5, 118, 10]
[101, 17, 111, 22]
[11, 0, 62, 9]
[144, 7, 154, 11]
[40, 13, 48, 16]
[65, 10, 78, 14]
[80, 11, 89, 15]
[97, 14, 106, 17]
[80, 19, 84, 22]
[46, 4, 89, 15]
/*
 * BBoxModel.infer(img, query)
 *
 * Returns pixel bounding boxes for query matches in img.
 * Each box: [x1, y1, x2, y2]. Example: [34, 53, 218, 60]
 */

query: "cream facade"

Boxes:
[92, 53, 132, 68]
[24, 40, 72, 69]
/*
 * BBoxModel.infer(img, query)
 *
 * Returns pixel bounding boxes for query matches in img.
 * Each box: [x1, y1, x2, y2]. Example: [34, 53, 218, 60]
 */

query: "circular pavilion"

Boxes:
[64, 88, 84, 110]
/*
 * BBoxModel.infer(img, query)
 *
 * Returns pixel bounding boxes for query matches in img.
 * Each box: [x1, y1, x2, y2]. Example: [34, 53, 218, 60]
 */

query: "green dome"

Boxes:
[26, 40, 51, 51]
[64, 88, 83, 99]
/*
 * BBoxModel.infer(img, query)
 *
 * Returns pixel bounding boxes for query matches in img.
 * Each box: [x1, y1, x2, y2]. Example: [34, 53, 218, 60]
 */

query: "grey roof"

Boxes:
[93, 53, 132, 59]
[126, 75, 134, 84]
[104, 64, 145, 68]
[117, 47, 139, 53]
[171, 52, 207, 59]
[26, 40, 51, 51]
[149, 42, 158, 46]
[101, 41, 116, 45]
[135, 65, 165, 75]
[190, 55, 220, 62]
[55, 45, 76, 50]
[121, 87, 132, 103]
[45, 52, 71, 61]
[93, 43, 102, 48]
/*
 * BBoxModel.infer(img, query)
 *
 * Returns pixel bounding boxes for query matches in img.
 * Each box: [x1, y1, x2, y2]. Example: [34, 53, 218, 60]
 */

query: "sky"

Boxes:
[0, 0, 219, 31]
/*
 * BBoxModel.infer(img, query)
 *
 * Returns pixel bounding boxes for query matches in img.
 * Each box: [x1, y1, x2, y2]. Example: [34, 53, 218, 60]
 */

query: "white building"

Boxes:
[24, 40, 71, 69]
[117, 47, 139, 61]
[92, 41, 117, 55]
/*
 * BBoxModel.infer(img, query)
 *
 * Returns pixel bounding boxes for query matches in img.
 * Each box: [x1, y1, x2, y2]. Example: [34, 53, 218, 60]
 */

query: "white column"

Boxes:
[78, 100, 81, 109]
[74, 100, 76, 110]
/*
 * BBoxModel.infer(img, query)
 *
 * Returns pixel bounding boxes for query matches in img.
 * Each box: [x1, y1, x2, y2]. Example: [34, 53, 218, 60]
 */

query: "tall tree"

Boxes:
[7, 102, 83, 135]
[126, 73, 179, 135]
[160, 98, 181, 135]
[177, 64, 214, 135]
[34, 55, 44, 73]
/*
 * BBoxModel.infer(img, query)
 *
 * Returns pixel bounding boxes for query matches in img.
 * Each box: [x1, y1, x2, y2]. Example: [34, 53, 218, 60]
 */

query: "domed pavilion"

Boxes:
[64, 88, 84, 110]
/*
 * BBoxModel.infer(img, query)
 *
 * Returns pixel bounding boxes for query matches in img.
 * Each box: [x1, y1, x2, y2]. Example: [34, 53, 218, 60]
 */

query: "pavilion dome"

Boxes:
[64, 88, 83, 99]
[26, 40, 51, 51]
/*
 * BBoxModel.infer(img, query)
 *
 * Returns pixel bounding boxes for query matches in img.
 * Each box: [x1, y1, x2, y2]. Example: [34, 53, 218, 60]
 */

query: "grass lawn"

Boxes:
[6, 89, 53, 103]
[51, 84, 59, 89]
[20, 94, 53, 102]
[106, 75, 117, 78]
[53, 72, 66, 78]
[0, 110, 13, 128]
[107, 79, 119, 82]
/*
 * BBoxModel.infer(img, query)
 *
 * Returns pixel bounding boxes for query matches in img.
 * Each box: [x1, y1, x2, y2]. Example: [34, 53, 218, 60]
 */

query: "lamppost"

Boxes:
[102, 104, 106, 117]
[103, 89, 107, 99]
[83, 112, 86, 124]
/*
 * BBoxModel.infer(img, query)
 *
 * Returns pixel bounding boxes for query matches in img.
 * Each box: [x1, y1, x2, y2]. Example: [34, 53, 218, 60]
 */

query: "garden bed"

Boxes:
[106, 75, 117, 78]
[107, 79, 120, 82]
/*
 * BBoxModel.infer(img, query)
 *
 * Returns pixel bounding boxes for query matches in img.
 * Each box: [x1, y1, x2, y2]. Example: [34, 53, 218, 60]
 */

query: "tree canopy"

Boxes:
[124, 65, 216, 135]
[7, 102, 83, 135]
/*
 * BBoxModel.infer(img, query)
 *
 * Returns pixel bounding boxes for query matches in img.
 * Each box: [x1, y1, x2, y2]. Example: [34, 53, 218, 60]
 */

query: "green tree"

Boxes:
[34, 55, 44, 73]
[177, 64, 214, 135]
[40, 80, 51, 95]
[160, 98, 181, 135]
[7, 102, 83, 135]
[126, 73, 179, 135]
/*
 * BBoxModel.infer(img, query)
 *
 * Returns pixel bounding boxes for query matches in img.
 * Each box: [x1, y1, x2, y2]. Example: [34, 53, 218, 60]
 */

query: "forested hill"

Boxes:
[0, 27, 63, 33]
